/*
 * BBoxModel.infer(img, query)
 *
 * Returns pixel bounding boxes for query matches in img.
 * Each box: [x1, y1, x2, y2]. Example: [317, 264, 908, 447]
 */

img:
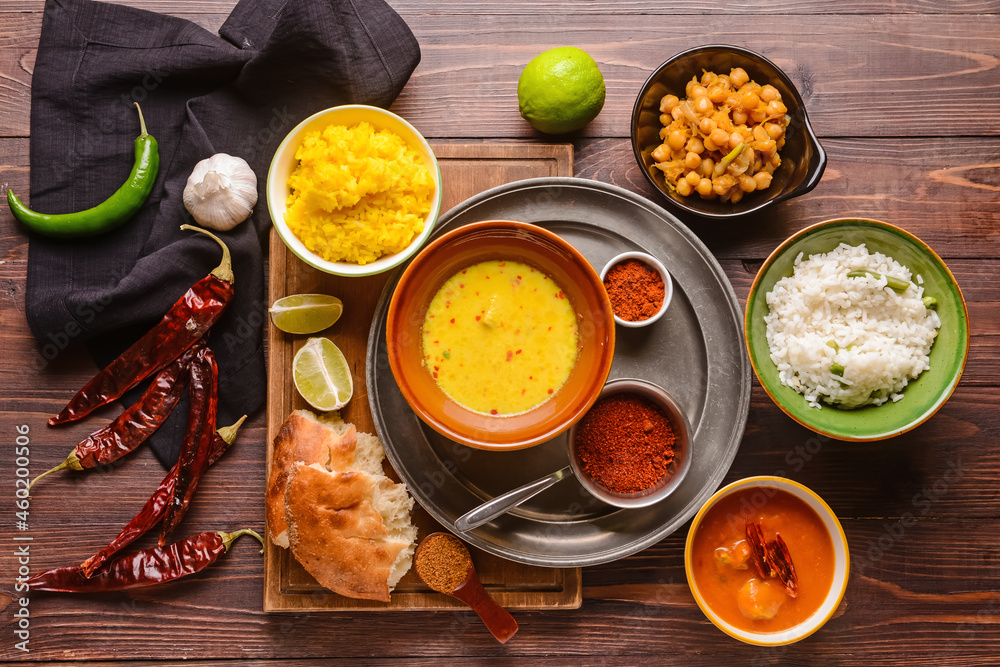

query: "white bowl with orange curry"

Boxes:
[684, 476, 849, 646]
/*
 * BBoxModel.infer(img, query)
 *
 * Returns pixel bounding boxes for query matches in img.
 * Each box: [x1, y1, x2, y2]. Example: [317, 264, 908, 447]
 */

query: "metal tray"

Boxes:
[367, 177, 751, 567]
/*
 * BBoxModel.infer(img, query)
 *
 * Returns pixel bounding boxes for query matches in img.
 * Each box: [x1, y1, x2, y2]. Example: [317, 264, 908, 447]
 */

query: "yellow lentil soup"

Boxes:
[421, 260, 579, 416]
[284, 121, 434, 265]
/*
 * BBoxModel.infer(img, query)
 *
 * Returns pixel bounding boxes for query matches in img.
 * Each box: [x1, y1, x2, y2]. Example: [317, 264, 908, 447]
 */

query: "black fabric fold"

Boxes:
[25, 0, 420, 465]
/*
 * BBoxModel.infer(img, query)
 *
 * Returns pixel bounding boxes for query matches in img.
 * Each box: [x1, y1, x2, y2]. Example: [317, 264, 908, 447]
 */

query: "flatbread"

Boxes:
[265, 410, 357, 547]
[285, 463, 412, 602]
[266, 409, 416, 601]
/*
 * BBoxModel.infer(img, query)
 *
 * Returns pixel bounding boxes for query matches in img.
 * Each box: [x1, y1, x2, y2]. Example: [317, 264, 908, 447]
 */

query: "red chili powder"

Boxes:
[574, 393, 676, 494]
[603, 259, 665, 322]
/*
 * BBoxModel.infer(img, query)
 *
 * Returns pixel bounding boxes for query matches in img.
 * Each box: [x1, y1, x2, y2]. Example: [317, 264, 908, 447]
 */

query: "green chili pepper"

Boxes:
[831, 363, 845, 377]
[847, 270, 911, 293]
[7, 103, 159, 238]
[716, 143, 745, 173]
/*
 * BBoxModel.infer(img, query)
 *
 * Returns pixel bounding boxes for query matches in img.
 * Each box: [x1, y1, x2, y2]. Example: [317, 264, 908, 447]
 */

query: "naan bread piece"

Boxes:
[284, 462, 416, 602]
[265, 410, 357, 547]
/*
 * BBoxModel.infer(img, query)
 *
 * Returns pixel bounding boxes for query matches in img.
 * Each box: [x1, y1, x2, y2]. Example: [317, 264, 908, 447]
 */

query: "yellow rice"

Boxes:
[284, 121, 434, 265]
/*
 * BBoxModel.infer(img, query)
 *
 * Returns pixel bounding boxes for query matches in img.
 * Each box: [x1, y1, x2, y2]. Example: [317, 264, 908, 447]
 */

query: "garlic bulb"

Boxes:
[183, 153, 258, 230]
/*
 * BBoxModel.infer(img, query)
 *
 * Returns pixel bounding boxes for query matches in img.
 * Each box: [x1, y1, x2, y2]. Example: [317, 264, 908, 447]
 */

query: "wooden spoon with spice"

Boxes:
[414, 532, 519, 644]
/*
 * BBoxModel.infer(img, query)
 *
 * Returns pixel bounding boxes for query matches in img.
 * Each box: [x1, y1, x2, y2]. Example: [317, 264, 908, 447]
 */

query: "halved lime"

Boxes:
[269, 294, 343, 334]
[292, 337, 353, 411]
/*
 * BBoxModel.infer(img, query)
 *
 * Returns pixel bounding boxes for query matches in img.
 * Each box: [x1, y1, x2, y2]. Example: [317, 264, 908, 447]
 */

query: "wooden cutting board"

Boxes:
[264, 142, 580, 611]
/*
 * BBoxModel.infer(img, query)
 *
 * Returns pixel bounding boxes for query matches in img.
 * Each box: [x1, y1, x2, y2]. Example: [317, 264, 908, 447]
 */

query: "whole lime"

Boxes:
[518, 47, 606, 134]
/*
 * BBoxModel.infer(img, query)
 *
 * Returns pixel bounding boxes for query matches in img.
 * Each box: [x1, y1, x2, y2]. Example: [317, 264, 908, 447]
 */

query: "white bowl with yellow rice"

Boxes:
[267, 105, 442, 276]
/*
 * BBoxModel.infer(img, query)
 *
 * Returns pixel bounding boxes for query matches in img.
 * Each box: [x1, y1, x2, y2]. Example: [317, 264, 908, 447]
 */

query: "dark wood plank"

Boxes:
[2, 13, 1000, 138]
[3, 0, 999, 14]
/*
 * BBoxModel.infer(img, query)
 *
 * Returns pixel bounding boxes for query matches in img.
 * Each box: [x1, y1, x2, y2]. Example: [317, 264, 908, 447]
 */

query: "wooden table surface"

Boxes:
[2, 0, 999, 664]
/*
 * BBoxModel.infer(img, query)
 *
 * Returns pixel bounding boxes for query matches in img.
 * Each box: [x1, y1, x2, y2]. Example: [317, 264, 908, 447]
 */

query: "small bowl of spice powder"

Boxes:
[568, 378, 691, 508]
[600, 252, 673, 327]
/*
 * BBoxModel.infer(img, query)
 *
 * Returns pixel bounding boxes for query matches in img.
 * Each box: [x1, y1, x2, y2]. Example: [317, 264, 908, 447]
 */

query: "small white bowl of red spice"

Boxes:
[567, 378, 691, 508]
[600, 252, 673, 327]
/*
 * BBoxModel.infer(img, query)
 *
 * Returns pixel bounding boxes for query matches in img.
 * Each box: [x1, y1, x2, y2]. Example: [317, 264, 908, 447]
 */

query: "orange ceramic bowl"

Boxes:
[386, 220, 616, 451]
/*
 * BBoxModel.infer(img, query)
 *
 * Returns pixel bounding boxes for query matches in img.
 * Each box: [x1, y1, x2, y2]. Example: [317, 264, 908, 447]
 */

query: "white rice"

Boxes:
[764, 243, 941, 409]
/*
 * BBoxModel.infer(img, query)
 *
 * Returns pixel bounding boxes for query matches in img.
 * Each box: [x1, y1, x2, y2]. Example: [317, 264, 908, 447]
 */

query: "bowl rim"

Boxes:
[266, 103, 443, 277]
[684, 475, 850, 646]
[566, 377, 692, 507]
[599, 251, 674, 327]
[386, 218, 616, 451]
[630, 44, 827, 220]
[744, 217, 971, 441]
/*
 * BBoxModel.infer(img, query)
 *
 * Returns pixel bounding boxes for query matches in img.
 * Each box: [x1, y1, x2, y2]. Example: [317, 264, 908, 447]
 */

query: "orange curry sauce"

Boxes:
[690, 487, 835, 633]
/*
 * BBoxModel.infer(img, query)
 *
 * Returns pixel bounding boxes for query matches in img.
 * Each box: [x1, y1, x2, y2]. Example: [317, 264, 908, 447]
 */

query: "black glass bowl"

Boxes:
[631, 45, 826, 220]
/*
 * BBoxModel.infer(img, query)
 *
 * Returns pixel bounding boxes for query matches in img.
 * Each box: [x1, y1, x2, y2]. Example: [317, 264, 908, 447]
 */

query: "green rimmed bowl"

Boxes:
[745, 218, 969, 441]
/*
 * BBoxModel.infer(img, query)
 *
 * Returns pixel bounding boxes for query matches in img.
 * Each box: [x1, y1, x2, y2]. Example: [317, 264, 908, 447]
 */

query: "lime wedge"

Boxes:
[269, 294, 343, 334]
[292, 337, 353, 411]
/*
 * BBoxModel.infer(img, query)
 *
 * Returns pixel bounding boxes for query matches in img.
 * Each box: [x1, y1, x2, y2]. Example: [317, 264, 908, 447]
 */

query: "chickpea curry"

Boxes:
[652, 67, 790, 203]
[689, 487, 835, 633]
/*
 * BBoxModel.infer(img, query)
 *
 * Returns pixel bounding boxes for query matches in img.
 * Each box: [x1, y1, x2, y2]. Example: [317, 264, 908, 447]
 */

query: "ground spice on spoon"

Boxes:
[415, 532, 519, 643]
[603, 259, 665, 321]
[415, 532, 473, 593]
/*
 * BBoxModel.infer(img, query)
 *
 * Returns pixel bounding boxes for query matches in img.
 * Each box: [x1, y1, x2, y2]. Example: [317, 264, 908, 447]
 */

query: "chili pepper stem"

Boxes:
[180, 224, 234, 285]
[134, 102, 149, 138]
[217, 415, 247, 446]
[27, 451, 83, 492]
[219, 528, 265, 554]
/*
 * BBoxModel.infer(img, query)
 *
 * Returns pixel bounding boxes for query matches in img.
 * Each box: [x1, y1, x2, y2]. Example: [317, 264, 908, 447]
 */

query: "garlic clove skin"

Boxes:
[183, 153, 258, 231]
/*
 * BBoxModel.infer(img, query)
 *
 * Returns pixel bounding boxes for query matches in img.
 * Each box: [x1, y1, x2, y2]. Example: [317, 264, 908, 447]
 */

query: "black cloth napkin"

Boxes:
[24, 0, 420, 466]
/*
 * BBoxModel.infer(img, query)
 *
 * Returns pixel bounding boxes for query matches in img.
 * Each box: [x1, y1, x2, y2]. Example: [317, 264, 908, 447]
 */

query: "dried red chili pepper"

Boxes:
[159, 344, 218, 545]
[27, 528, 263, 593]
[28, 343, 202, 493]
[746, 521, 798, 597]
[745, 521, 775, 579]
[767, 534, 799, 598]
[48, 225, 233, 426]
[79, 416, 246, 578]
